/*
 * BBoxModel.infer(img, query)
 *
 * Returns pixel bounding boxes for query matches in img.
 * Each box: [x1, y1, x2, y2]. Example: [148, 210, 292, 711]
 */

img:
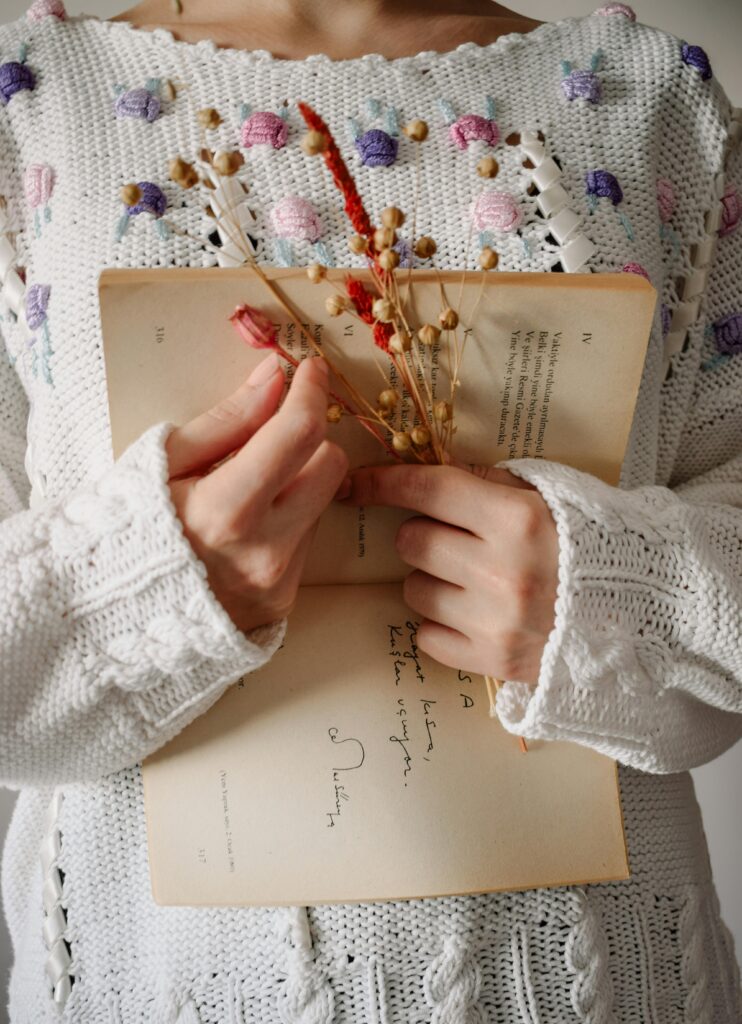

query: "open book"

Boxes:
[99, 266, 656, 906]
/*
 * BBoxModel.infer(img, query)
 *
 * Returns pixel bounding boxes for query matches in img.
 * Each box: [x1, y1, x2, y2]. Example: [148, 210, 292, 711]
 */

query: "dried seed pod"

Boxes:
[411, 425, 431, 446]
[417, 323, 441, 346]
[378, 248, 400, 271]
[433, 400, 452, 422]
[162, 79, 178, 101]
[381, 206, 405, 229]
[414, 236, 437, 259]
[197, 107, 223, 129]
[373, 226, 397, 250]
[301, 130, 327, 155]
[377, 405, 393, 419]
[378, 389, 400, 410]
[392, 431, 412, 451]
[439, 307, 459, 330]
[404, 119, 429, 142]
[325, 294, 349, 317]
[212, 150, 245, 176]
[168, 157, 199, 189]
[476, 156, 499, 178]
[479, 246, 499, 270]
[307, 263, 327, 283]
[390, 330, 412, 353]
[120, 183, 143, 207]
[199, 147, 213, 164]
[326, 403, 343, 423]
[348, 234, 368, 254]
[372, 298, 396, 322]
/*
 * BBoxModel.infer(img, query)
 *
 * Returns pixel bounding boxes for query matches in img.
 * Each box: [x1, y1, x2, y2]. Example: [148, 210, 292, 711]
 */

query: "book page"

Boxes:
[98, 267, 653, 904]
[142, 581, 629, 906]
[99, 267, 656, 584]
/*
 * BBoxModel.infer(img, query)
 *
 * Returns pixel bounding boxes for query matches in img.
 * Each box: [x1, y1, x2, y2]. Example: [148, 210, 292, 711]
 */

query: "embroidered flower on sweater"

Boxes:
[585, 168, 634, 239]
[269, 194, 332, 266]
[0, 44, 35, 104]
[719, 182, 741, 237]
[27, 0, 66, 20]
[114, 79, 163, 122]
[25, 163, 55, 236]
[560, 50, 605, 104]
[593, 3, 636, 19]
[115, 181, 170, 241]
[25, 282, 53, 384]
[239, 105, 290, 149]
[438, 95, 500, 150]
[348, 98, 401, 167]
[680, 42, 712, 81]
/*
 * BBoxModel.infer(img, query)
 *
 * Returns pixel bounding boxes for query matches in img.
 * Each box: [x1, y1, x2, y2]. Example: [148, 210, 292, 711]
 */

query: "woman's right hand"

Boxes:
[165, 352, 349, 633]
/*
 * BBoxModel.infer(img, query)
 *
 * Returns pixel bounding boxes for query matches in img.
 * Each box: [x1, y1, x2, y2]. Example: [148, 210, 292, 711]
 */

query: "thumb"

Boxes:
[442, 451, 537, 491]
[165, 352, 285, 479]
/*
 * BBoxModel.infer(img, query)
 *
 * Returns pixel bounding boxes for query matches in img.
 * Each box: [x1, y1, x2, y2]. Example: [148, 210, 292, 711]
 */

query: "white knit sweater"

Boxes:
[1, 2, 741, 1020]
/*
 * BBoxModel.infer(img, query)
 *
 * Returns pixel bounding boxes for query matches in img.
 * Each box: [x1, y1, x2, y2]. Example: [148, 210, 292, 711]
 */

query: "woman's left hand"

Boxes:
[334, 460, 560, 685]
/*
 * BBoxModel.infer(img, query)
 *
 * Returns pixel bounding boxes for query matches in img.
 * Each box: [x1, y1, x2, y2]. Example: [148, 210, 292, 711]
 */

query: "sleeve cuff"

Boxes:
[60, 421, 287, 726]
[490, 457, 683, 766]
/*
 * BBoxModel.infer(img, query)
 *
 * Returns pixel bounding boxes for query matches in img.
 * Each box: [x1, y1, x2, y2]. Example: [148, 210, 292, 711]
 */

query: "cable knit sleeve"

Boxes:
[493, 110, 742, 775]
[0, 346, 287, 787]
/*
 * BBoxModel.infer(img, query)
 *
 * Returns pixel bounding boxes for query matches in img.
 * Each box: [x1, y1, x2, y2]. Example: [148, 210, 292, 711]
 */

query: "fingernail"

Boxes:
[248, 352, 280, 387]
[334, 474, 352, 501]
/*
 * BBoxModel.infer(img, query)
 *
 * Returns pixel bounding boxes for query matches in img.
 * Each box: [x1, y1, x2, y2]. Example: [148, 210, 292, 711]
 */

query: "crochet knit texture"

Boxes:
[1, 3, 742, 1021]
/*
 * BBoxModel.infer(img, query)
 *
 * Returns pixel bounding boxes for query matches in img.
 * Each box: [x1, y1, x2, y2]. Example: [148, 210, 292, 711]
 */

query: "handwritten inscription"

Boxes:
[219, 769, 235, 873]
[325, 727, 365, 828]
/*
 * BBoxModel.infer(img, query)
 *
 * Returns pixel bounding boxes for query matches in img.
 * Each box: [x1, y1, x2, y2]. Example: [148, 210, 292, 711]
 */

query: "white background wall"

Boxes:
[0, 0, 740, 1020]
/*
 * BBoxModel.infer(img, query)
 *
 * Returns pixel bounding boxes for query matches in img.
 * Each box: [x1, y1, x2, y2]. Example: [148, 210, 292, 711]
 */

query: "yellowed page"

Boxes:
[99, 267, 656, 585]
[97, 267, 653, 905]
[143, 581, 629, 906]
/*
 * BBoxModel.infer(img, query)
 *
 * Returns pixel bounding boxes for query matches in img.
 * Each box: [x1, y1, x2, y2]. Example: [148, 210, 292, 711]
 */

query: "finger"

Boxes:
[402, 570, 472, 637]
[205, 355, 330, 520]
[272, 439, 349, 541]
[336, 462, 524, 538]
[395, 515, 484, 588]
[166, 352, 285, 478]
[442, 453, 537, 491]
[414, 618, 478, 673]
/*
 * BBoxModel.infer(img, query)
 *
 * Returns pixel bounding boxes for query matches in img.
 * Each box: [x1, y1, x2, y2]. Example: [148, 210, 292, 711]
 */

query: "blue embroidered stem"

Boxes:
[41, 321, 53, 386]
[239, 102, 251, 122]
[701, 352, 731, 372]
[44, 205, 51, 223]
[437, 98, 457, 125]
[34, 209, 40, 239]
[145, 77, 161, 95]
[590, 48, 605, 72]
[366, 97, 383, 119]
[347, 116, 362, 141]
[618, 210, 634, 240]
[385, 107, 400, 137]
[521, 235, 531, 258]
[155, 219, 171, 240]
[485, 95, 497, 120]
[114, 214, 130, 242]
[18, 42, 28, 64]
[313, 240, 334, 267]
[561, 59, 573, 76]
[275, 237, 294, 267]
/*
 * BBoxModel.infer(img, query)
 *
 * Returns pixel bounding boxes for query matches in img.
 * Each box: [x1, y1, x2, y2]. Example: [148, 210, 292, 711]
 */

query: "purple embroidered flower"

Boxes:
[561, 69, 602, 103]
[240, 111, 288, 149]
[355, 128, 398, 167]
[472, 191, 523, 232]
[449, 114, 500, 150]
[393, 237, 414, 269]
[622, 262, 650, 280]
[585, 169, 623, 205]
[27, 0, 66, 20]
[594, 3, 636, 19]
[712, 313, 742, 355]
[681, 43, 712, 81]
[115, 87, 161, 122]
[661, 304, 671, 336]
[126, 182, 167, 218]
[656, 178, 676, 223]
[719, 183, 741, 237]
[0, 62, 35, 104]
[25, 283, 50, 331]
[270, 195, 322, 241]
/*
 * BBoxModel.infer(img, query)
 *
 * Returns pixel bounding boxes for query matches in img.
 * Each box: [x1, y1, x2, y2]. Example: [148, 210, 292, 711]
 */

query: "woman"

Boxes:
[0, 0, 740, 1019]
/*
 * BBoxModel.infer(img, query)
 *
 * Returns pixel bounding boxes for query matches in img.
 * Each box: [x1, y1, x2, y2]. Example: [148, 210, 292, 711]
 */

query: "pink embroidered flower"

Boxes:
[27, 0, 66, 21]
[594, 3, 636, 19]
[472, 191, 523, 232]
[719, 182, 741, 237]
[270, 195, 323, 242]
[229, 305, 279, 350]
[622, 262, 651, 280]
[24, 164, 55, 208]
[449, 114, 500, 151]
[656, 178, 676, 223]
[240, 111, 288, 149]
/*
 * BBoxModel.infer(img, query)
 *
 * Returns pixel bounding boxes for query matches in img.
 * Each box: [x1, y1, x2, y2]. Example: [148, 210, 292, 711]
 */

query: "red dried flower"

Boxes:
[229, 304, 279, 349]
